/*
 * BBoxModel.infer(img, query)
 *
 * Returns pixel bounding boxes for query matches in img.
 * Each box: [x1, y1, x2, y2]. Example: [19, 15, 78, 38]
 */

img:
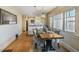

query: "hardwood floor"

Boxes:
[3, 32, 33, 52]
[3, 32, 69, 52]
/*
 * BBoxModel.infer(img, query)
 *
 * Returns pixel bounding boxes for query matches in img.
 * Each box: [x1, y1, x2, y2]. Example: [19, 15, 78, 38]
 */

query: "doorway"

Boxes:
[26, 21, 28, 31]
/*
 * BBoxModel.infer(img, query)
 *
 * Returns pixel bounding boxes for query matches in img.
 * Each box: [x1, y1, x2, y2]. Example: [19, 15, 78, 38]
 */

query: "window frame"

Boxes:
[53, 13, 63, 30]
[63, 8, 76, 33]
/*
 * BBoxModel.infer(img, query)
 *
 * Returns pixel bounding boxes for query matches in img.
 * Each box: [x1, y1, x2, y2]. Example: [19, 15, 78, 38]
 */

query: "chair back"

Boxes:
[33, 29, 37, 38]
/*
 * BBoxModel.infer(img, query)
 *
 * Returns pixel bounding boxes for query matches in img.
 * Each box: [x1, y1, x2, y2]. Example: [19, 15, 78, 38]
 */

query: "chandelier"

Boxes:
[33, 6, 46, 18]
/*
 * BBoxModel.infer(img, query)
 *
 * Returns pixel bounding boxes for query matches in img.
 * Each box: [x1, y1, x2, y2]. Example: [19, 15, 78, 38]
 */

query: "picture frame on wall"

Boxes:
[31, 19, 35, 24]
[0, 8, 17, 25]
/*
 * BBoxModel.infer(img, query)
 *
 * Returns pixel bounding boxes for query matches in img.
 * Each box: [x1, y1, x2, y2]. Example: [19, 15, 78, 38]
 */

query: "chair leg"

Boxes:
[42, 43, 47, 52]
[35, 43, 37, 49]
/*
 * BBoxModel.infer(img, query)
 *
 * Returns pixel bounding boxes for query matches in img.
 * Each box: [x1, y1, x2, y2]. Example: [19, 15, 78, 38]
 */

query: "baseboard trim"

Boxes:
[60, 41, 78, 52]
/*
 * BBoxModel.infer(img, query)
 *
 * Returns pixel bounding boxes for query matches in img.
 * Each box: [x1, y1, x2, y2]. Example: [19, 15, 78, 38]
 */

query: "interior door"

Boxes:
[26, 21, 28, 31]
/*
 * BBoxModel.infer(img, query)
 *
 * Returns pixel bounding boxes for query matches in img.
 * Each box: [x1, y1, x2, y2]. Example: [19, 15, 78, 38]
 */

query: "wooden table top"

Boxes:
[40, 32, 64, 40]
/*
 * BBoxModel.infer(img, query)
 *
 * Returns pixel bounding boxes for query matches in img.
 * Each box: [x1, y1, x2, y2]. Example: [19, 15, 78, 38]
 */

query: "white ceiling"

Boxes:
[14, 6, 56, 17]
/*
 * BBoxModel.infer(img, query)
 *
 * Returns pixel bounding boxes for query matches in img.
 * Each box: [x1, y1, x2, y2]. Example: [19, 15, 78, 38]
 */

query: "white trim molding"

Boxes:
[60, 41, 78, 52]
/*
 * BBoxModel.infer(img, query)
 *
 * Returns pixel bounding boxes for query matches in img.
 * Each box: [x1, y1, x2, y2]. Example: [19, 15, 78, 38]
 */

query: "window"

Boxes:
[64, 8, 75, 32]
[53, 13, 63, 30]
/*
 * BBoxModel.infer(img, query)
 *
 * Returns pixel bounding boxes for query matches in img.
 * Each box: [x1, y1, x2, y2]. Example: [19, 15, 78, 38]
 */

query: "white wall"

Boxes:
[0, 6, 22, 51]
[22, 16, 28, 32]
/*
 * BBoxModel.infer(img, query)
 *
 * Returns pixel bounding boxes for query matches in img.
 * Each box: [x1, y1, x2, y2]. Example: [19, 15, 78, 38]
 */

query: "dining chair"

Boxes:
[33, 29, 44, 52]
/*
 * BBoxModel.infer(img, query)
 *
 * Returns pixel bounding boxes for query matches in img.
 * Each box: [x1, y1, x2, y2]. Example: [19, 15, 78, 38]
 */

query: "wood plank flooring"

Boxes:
[3, 32, 69, 52]
[3, 32, 33, 52]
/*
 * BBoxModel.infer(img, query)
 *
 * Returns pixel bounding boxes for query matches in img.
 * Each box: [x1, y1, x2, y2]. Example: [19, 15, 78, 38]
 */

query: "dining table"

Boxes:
[39, 31, 64, 51]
